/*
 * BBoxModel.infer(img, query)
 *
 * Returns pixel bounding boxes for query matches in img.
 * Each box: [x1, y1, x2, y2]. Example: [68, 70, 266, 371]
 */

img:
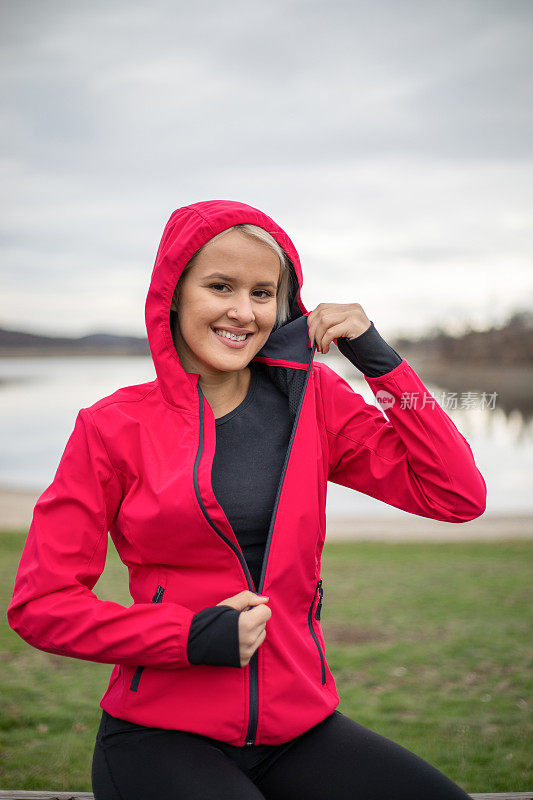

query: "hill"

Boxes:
[0, 328, 150, 356]
[391, 310, 533, 365]
[1, 310, 532, 363]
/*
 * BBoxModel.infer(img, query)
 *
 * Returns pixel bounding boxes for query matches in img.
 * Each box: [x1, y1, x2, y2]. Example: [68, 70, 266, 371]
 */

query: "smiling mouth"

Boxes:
[212, 328, 251, 342]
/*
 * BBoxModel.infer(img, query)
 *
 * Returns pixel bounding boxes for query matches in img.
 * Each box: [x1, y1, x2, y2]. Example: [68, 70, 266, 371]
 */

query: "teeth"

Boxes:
[214, 328, 248, 342]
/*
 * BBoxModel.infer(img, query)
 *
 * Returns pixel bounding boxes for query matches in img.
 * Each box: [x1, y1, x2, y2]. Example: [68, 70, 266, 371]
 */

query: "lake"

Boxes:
[1, 355, 531, 517]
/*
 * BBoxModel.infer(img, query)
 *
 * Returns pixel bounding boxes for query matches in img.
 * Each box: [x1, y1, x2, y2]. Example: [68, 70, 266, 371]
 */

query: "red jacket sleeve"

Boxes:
[317, 359, 487, 522]
[6, 408, 195, 668]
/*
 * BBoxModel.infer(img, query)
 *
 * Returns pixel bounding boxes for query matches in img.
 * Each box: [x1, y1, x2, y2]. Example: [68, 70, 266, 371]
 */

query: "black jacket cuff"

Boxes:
[186, 605, 241, 668]
[336, 320, 403, 377]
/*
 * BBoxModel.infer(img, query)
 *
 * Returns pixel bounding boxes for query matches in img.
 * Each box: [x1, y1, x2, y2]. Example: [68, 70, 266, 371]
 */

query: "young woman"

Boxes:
[8, 199, 486, 799]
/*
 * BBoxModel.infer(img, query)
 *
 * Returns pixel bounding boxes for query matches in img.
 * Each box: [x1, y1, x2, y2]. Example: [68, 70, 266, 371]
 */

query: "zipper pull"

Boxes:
[152, 585, 165, 603]
[315, 579, 323, 620]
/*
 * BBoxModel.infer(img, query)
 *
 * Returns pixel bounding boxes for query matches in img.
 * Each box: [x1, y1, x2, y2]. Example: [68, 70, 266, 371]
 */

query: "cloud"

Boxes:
[1, 0, 532, 337]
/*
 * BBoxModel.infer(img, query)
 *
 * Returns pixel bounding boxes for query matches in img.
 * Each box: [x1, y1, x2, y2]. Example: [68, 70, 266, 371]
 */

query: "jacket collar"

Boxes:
[145, 200, 311, 412]
[254, 315, 313, 370]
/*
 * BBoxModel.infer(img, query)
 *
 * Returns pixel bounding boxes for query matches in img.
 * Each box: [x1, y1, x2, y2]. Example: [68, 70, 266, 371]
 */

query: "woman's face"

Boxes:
[171, 229, 280, 377]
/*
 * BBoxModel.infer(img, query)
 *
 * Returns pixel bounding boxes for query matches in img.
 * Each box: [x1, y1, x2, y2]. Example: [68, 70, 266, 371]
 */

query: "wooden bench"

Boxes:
[0, 791, 531, 799]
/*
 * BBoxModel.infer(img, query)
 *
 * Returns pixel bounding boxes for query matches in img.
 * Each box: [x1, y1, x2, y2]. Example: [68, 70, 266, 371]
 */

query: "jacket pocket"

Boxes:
[130, 584, 165, 692]
[308, 579, 326, 685]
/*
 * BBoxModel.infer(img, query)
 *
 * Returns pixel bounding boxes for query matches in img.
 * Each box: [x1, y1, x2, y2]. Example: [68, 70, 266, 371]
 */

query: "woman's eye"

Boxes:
[208, 284, 273, 299]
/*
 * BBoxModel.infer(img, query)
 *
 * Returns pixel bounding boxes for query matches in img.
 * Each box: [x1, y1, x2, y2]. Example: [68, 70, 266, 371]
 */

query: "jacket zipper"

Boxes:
[194, 346, 316, 746]
[308, 578, 326, 685]
[245, 356, 315, 744]
[130, 585, 165, 691]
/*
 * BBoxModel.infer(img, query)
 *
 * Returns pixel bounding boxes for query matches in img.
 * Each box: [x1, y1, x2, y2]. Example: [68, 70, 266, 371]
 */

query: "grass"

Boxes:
[1, 531, 531, 793]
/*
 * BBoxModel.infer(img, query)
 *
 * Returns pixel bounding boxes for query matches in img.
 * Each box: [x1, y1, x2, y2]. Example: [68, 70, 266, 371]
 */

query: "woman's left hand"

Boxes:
[306, 303, 372, 354]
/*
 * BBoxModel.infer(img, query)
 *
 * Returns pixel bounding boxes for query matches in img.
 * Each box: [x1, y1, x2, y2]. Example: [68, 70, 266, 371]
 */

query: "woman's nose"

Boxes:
[227, 295, 255, 323]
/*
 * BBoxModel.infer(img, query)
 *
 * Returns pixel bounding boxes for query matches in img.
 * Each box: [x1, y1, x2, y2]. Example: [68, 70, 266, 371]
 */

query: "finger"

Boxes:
[247, 604, 271, 624]
[230, 595, 249, 611]
[242, 622, 266, 652]
[244, 628, 267, 662]
[313, 314, 345, 353]
[247, 595, 270, 608]
[318, 321, 354, 354]
[307, 307, 332, 349]
[237, 591, 269, 610]
[242, 629, 265, 666]
[306, 305, 330, 348]
[242, 609, 270, 637]
[243, 591, 259, 602]
[253, 628, 267, 649]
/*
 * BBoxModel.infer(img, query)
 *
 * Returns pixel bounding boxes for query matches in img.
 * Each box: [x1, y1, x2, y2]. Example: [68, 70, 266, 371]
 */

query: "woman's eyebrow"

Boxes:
[203, 272, 277, 289]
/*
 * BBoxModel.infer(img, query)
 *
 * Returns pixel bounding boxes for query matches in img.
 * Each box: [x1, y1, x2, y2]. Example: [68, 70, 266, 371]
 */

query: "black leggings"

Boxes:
[91, 708, 472, 799]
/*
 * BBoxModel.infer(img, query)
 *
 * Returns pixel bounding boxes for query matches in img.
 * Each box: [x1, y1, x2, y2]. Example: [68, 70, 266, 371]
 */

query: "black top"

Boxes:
[186, 321, 403, 668]
[212, 360, 292, 590]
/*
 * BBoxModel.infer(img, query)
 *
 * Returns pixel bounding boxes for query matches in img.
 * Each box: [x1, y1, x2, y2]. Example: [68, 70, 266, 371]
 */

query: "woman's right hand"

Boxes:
[216, 591, 271, 668]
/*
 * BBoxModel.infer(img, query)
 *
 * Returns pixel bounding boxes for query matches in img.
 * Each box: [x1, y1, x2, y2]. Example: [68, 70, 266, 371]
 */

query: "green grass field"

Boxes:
[1, 531, 531, 793]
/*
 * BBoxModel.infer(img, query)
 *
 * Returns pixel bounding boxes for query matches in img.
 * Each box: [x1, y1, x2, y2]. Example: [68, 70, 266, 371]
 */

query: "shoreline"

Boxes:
[1, 485, 531, 540]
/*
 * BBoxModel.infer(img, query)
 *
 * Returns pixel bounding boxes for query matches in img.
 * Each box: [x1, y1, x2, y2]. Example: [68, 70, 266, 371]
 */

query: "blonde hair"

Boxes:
[171, 224, 293, 329]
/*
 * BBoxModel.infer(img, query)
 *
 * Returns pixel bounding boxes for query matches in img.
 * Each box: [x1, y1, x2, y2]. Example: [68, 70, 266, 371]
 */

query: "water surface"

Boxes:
[1, 356, 531, 517]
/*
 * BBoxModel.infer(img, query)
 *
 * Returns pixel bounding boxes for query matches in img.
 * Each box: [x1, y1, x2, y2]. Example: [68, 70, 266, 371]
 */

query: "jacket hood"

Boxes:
[145, 200, 310, 411]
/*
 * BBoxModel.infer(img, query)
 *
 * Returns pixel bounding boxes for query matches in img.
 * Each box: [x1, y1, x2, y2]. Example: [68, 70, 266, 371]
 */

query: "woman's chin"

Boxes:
[200, 350, 250, 374]
[181, 333, 266, 374]
[207, 331, 265, 365]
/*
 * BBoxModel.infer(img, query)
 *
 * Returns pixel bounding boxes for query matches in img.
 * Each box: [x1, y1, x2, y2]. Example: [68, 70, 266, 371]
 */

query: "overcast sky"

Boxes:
[1, 0, 532, 340]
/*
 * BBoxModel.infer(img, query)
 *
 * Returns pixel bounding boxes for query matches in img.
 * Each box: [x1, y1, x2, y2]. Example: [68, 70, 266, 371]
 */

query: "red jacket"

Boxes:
[7, 200, 486, 746]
